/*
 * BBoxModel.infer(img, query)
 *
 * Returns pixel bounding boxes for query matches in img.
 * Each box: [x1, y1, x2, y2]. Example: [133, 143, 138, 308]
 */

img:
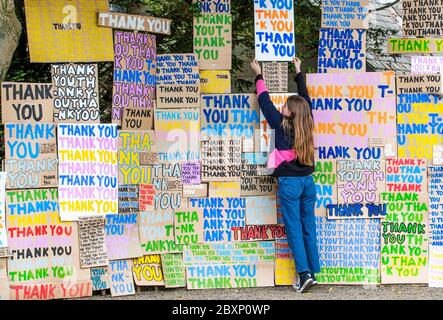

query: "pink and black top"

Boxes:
[255, 72, 315, 177]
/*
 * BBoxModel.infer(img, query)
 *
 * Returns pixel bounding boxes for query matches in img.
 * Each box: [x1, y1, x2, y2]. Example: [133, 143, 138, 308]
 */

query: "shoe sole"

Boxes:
[298, 278, 314, 293]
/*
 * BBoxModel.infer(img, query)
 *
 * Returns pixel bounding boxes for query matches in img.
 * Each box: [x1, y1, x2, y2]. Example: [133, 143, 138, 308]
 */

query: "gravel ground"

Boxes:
[82, 284, 443, 300]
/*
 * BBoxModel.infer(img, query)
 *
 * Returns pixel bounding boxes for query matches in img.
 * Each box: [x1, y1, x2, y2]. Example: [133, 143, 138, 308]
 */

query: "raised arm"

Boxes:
[293, 57, 313, 117]
[250, 59, 283, 130]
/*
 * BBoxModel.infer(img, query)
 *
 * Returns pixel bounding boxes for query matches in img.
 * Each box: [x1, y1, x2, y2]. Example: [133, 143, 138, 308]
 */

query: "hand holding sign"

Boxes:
[293, 57, 302, 74]
[250, 59, 262, 75]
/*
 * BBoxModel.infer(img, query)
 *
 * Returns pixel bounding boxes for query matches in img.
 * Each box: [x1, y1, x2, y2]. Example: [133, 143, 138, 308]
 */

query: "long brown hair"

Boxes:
[281, 95, 315, 166]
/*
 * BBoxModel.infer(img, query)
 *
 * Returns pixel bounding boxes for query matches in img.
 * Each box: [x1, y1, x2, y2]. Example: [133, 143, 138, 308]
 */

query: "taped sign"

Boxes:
[254, 0, 295, 61]
[98, 12, 172, 35]
[156, 54, 200, 108]
[1, 83, 53, 123]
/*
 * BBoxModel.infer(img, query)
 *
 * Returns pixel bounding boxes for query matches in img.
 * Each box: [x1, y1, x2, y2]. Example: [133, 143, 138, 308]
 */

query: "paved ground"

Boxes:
[84, 285, 443, 300]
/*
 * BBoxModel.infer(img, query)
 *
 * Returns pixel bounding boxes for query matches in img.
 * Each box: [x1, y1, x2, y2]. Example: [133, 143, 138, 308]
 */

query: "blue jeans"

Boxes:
[278, 176, 320, 274]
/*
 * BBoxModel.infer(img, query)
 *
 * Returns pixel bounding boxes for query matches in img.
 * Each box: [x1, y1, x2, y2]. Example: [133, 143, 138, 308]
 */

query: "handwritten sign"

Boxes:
[262, 62, 288, 93]
[245, 196, 277, 225]
[4, 123, 57, 189]
[411, 56, 443, 74]
[388, 38, 443, 54]
[209, 182, 240, 198]
[200, 70, 231, 93]
[119, 185, 138, 214]
[190, 197, 245, 242]
[105, 213, 143, 260]
[24, 0, 113, 63]
[275, 239, 296, 286]
[78, 216, 108, 268]
[139, 210, 183, 254]
[58, 124, 118, 221]
[112, 31, 156, 125]
[98, 12, 172, 35]
[434, 145, 443, 165]
[201, 138, 242, 182]
[241, 153, 276, 196]
[52, 64, 99, 123]
[186, 262, 274, 289]
[155, 109, 200, 162]
[402, 0, 443, 37]
[397, 94, 443, 160]
[254, 0, 295, 61]
[132, 255, 164, 286]
[0, 174, 7, 255]
[1, 83, 53, 123]
[0, 259, 9, 299]
[428, 166, 443, 287]
[182, 161, 201, 185]
[385, 158, 427, 198]
[174, 208, 204, 245]
[161, 253, 186, 288]
[307, 72, 397, 159]
[121, 107, 154, 130]
[139, 184, 155, 211]
[194, 0, 231, 13]
[91, 267, 110, 291]
[321, 0, 369, 29]
[315, 216, 380, 284]
[194, 14, 232, 70]
[118, 130, 157, 185]
[231, 225, 286, 241]
[313, 160, 337, 216]
[396, 73, 442, 95]
[318, 28, 366, 73]
[156, 54, 200, 108]
[183, 184, 209, 198]
[109, 259, 135, 297]
[6, 188, 92, 300]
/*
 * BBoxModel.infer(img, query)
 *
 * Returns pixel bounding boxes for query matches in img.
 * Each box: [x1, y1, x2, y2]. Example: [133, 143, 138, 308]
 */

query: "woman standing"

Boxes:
[251, 57, 320, 293]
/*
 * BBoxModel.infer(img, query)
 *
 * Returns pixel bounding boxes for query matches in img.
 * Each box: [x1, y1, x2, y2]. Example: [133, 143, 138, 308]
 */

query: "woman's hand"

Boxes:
[250, 59, 262, 75]
[293, 56, 302, 74]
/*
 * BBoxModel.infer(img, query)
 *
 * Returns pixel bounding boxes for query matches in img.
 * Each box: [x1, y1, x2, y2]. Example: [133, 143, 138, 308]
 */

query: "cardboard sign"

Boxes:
[194, 0, 231, 13]
[201, 138, 242, 182]
[78, 216, 108, 268]
[4, 123, 57, 189]
[186, 262, 275, 289]
[397, 94, 443, 161]
[411, 56, 443, 74]
[58, 124, 118, 221]
[0, 259, 9, 299]
[139, 184, 155, 211]
[1, 83, 53, 123]
[321, 0, 369, 29]
[155, 109, 200, 162]
[313, 160, 337, 216]
[209, 182, 241, 198]
[156, 54, 200, 109]
[91, 267, 110, 291]
[231, 225, 286, 241]
[6, 189, 92, 300]
[132, 255, 164, 286]
[121, 107, 154, 130]
[262, 62, 288, 93]
[307, 72, 397, 159]
[254, 0, 295, 61]
[275, 239, 297, 286]
[387, 38, 443, 54]
[139, 210, 183, 254]
[183, 184, 209, 198]
[105, 213, 143, 260]
[161, 253, 186, 288]
[245, 196, 277, 225]
[182, 161, 201, 185]
[24, 0, 113, 63]
[119, 185, 139, 214]
[98, 12, 172, 35]
[0, 173, 7, 254]
[318, 28, 366, 73]
[396, 73, 442, 94]
[183, 242, 275, 265]
[428, 166, 443, 287]
[402, 0, 443, 37]
[315, 216, 380, 284]
[200, 70, 231, 94]
[52, 64, 99, 123]
[240, 153, 276, 196]
[174, 208, 204, 245]
[380, 192, 429, 284]
[190, 197, 246, 242]
[385, 158, 427, 200]
[109, 259, 135, 297]
[194, 14, 232, 70]
[112, 31, 156, 126]
[118, 130, 157, 184]
[201, 94, 260, 140]
[434, 145, 443, 165]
